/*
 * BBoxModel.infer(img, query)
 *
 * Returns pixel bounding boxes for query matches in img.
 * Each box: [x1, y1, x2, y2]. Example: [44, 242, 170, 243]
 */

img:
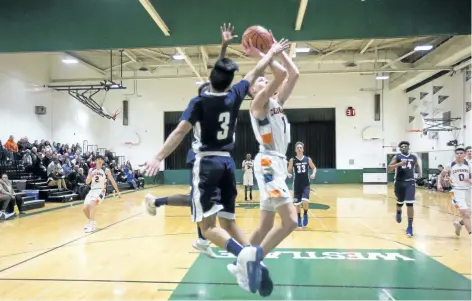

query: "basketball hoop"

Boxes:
[112, 108, 122, 120]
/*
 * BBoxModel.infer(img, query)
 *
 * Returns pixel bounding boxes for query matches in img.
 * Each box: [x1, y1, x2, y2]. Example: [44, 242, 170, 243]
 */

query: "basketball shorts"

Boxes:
[394, 181, 416, 204]
[293, 185, 310, 205]
[451, 189, 471, 210]
[243, 173, 254, 186]
[191, 153, 237, 222]
[84, 188, 106, 205]
[254, 153, 292, 212]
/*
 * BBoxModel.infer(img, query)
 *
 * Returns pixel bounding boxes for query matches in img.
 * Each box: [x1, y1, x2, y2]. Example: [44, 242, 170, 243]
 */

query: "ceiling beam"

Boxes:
[63, 52, 106, 75]
[142, 48, 171, 59]
[227, 47, 247, 58]
[289, 43, 297, 58]
[295, 0, 308, 30]
[138, 0, 170, 36]
[104, 60, 133, 72]
[199, 46, 209, 75]
[389, 35, 471, 90]
[123, 50, 137, 63]
[360, 39, 374, 54]
[132, 49, 167, 63]
[176, 47, 203, 81]
[381, 50, 415, 69]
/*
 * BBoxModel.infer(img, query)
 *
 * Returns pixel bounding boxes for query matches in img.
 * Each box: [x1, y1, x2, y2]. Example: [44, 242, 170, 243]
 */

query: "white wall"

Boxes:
[405, 70, 470, 167]
[49, 53, 410, 169]
[0, 53, 110, 149]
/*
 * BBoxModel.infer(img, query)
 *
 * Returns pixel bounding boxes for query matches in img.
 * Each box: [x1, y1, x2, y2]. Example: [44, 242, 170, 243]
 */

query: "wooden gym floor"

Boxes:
[0, 184, 470, 300]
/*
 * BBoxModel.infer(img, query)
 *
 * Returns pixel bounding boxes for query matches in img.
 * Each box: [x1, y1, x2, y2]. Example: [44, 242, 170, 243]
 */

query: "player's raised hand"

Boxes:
[242, 39, 263, 58]
[221, 23, 238, 45]
[144, 157, 162, 177]
[269, 39, 290, 55]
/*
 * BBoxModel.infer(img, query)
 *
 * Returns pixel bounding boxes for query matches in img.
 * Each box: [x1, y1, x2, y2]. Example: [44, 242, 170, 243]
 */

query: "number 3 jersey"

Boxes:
[394, 153, 418, 182]
[250, 98, 290, 157]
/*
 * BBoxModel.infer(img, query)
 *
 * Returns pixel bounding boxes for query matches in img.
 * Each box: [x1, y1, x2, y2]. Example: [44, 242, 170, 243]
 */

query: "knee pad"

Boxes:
[406, 203, 414, 207]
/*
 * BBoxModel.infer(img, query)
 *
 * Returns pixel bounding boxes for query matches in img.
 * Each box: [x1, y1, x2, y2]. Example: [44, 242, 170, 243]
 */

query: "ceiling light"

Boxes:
[196, 81, 204, 85]
[414, 45, 433, 51]
[295, 47, 310, 53]
[376, 75, 389, 80]
[173, 54, 185, 60]
[62, 59, 78, 64]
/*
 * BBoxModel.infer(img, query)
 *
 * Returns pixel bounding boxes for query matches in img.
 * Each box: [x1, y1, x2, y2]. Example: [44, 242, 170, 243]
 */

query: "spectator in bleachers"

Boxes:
[62, 157, 73, 176]
[43, 141, 53, 153]
[134, 169, 145, 189]
[123, 166, 138, 189]
[4, 135, 18, 153]
[47, 157, 67, 190]
[67, 165, 81, 191]
[22, 149, 33, 166]
[0, 174, 17, 220]
[0, 173, 25, 215]
[32, 140, 39, 149]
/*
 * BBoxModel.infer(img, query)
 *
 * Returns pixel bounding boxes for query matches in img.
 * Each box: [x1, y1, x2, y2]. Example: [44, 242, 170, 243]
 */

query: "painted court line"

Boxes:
[0, 277, 468, 292]
[382, 288, 396, 300]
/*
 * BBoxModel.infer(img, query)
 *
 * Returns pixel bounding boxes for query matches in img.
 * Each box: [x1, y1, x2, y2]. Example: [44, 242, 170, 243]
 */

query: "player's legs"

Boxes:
[293, 190, 303, 227]
[404, 181, 416, 237]
[301, 186, 310, 227]
[451, 190, 471, 236]
[394, 181, 405, 223]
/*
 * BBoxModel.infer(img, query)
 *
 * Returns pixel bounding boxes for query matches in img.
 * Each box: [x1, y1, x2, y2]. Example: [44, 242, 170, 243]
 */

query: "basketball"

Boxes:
[242, 25, 273, 53]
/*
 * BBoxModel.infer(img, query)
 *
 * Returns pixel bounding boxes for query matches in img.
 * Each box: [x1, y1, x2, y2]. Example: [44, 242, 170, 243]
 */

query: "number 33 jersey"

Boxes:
[250, 98, 291, 157]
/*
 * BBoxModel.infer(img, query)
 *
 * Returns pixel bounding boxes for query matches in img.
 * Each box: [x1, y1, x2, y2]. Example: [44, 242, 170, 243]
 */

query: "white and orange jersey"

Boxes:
[250, 98, 290, 157]
[90, 167, 108, 190]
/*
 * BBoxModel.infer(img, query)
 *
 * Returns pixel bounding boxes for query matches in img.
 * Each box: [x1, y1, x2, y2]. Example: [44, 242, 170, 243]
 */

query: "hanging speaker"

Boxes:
[123, 100, 129, 126]
[374, 94, 381, 121]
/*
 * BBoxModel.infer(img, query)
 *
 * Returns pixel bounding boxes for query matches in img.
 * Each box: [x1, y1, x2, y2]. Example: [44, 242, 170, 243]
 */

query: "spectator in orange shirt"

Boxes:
[4, 136, 18, 153]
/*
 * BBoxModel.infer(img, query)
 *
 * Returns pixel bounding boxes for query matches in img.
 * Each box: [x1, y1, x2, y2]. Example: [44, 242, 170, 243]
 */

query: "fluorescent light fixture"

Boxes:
[292, 52, 297, 58]
[110, 84, 120, 88]
[295, 47, 310, 53]
[376, 75, 389, 80]
[414, 45, 433, 51]
[62, 59, 78, 64]
[173, 54, 185, 60]
[196, 81, 204, 85]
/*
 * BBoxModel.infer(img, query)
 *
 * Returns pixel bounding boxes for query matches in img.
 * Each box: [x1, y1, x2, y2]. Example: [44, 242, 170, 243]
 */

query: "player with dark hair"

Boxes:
[144, 31, 290, 295]
[388, 141, 421, 237]
[287, 141, 316, 228]
[143, 25, 235, 258]
[438, 147, 472, 236]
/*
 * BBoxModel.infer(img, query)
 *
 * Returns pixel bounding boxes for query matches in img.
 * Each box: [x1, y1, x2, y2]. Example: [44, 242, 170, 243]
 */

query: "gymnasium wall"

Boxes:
[0, 53, 107, 146]
[405, 69, 470, 167]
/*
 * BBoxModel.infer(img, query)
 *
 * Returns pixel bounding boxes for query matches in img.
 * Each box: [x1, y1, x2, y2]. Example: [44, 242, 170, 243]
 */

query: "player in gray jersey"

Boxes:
[438, 148, 472, 236]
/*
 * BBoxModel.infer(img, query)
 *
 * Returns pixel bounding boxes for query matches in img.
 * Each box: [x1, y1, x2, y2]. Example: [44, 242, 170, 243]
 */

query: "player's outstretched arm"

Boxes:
[242, 39, 290, 88]
[276, 51, 300, 106]
[219, 23, 237, 60]
[437, 167, 450, 190]
[106, 169, 121, 197]
[156, 121, 193, 161]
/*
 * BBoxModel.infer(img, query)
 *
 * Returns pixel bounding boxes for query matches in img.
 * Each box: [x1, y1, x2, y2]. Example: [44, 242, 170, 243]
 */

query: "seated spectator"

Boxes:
[47, 158, 67, 190]
[427, 165, 444, 189]
[124, 167, 138, 189]
[134, 169, 145, 189]
[0, 174, 16, 220]
[0, 173, 25, 215]
[4, 135, 18, 153]
[22, 149, 33, 167]
[43, 141, 53, 153]
[62, 158, 72, 176]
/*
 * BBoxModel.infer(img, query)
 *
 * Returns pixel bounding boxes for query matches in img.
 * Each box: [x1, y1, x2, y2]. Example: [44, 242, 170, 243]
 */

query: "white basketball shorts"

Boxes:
[254, 153, 292, 212]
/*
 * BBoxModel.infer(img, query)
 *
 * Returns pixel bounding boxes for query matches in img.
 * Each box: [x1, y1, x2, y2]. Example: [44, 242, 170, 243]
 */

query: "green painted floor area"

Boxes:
[170, 248, 471, 300]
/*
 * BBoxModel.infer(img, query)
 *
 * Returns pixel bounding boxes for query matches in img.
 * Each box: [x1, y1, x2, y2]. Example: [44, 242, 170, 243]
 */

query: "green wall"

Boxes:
[156, 169, 363, 186]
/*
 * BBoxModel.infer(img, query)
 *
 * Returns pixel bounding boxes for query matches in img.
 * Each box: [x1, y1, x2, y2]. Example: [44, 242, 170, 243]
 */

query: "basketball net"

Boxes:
[112, 108, 122, 120]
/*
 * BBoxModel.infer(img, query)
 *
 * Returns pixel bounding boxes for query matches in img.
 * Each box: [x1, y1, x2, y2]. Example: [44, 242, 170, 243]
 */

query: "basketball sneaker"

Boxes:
[236, 246, 263, 293]
[303, 213, 308, 227]
[297, 215, 302, 228]
[453, 221, 462, 236]
[227, 261, 273, 297]
[144, 193, 157, 216]
[192, 239, 216, 258]
[85, 221, 96, 233]
[406, 226, 413, 237]
[396, 212, 402, 223]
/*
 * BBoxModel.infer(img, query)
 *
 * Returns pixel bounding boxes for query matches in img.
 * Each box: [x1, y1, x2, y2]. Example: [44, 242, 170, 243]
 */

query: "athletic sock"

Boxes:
[297, 213, 301, 219]
[197, 226, 205, 240]
[225, 238, 243, 257]
[154, 197, 168, 206]
[303, 209, 308, 215]
[407, 218, 413, 228]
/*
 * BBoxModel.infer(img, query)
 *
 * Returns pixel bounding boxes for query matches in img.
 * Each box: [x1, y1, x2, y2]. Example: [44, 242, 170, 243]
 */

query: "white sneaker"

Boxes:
[236, 246, 263, 294]
[0, 211, 5, 220]
[85, 222, 96, 233]
[454, 221, 462, 236]
[144, 193, 157, 216]
[192, 239, 216, 258]
[4, 212, 15, 220]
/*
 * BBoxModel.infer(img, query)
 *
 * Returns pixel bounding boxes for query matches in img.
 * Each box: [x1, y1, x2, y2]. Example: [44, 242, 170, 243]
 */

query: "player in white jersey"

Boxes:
[438, 148, 472, 236]
[242, 154, 254, 201]
[228, 35, 299, 290]
[83, 155, 121, 233]
[466, 146, 471, 164]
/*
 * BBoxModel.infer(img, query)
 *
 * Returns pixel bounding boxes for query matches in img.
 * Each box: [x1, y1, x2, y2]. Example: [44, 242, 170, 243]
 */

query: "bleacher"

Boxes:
[0, 140, 137, 215]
